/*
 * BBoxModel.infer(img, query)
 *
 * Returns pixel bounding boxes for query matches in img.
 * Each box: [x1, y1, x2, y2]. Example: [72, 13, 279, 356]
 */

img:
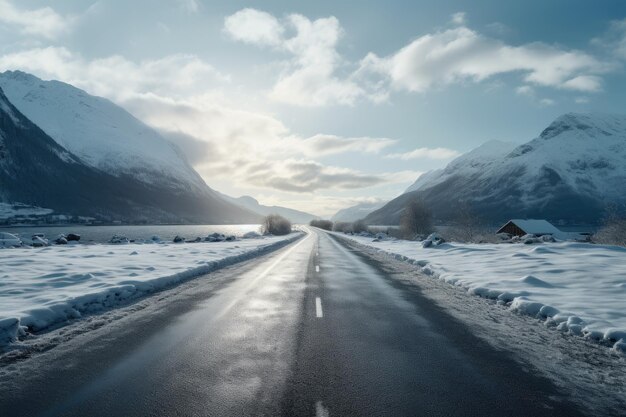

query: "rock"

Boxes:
[173, 235, 185, 243]
[109, 235, 130, 244]
[243, 231, 262, 239]
[422, 239, 433, 248]
[31, 235, 49, 247]
[541, 235, 556, 242]
[55, 236, 68, 245]
[225, 235, 237, 241]
[66, 233, 81, 242]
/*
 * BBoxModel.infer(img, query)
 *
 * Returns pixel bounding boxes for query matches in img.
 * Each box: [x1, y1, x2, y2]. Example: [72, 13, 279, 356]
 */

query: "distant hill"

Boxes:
[331, 201, 386, 223]
[219, 194, 318, 224]
[0, 71, 260, 224]
[365, 113, 626, 225]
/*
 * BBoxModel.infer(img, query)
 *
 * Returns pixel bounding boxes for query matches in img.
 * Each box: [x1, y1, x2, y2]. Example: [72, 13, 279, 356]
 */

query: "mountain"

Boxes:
[0, 72, 260, 224]
[219, 193, 318, 224]
[331, 201, 386, 223]
[365, 114, 626, 225]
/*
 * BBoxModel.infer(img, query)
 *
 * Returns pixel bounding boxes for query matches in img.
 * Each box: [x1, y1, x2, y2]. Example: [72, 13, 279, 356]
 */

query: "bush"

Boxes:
[333, 222, 352, 233]
[352, 219, 369, 234]
[310, 219, 333, 230]
[262, 214, 292, 236]
[594, 206, 626, 246]
[400, 200, 433, 240]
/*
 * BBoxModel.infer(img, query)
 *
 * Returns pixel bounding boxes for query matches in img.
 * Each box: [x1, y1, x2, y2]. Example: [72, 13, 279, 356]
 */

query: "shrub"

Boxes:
[400, 200, 433, 240]
[309, 219, 333, 230]
[332, 222, 352, 233]
[262, 214, 292, 236]
[594, 206, 626, 246]
[352, 219, 369, 234]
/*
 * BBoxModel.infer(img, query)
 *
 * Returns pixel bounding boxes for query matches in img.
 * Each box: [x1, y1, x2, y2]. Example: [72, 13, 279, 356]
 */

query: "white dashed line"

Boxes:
[315, 401, 330, 417]
[315, 297, 323, 318]
[315, 265, 320, 272]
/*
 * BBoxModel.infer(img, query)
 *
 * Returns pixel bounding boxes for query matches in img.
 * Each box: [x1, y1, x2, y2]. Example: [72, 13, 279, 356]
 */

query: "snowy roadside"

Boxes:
[0, 232, 303, 347]
[333, 235, 626, 416]
[331, 232, 626, 353]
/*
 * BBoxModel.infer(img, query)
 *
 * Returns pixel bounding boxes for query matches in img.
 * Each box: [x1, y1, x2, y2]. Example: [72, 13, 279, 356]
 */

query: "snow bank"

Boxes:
[334, 233, 626, 352]
[0, 233, 302, 346]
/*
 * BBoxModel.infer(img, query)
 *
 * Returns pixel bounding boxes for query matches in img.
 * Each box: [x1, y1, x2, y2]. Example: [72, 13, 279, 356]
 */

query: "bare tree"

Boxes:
[594, 204, 626, 246]
[262, 214, 292, 236]
[400, 200, 434, 240]
[309, 219, 333, 230]
[352, 219, 369, 234]
[448, 201, 487, 243]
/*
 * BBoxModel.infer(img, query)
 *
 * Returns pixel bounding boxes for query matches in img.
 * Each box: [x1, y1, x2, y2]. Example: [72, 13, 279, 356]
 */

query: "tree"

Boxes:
[594, 204, 626, 246]
[400, 200, 433, 240]
[262, 214, 292, 236]
[352, 219, 369, 233]
[309, 219, 333, 230]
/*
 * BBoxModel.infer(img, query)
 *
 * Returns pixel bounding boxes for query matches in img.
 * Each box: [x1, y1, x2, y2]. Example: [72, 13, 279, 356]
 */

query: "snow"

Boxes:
[0, 202, 54, 220]
[0, 233, 302, 346]
[405, 140, 517, 193]
[331, 200, 386, 223]
[410, 114, 626, 203]
[0, 71, 205, 191]
[333, 233, 626, 351]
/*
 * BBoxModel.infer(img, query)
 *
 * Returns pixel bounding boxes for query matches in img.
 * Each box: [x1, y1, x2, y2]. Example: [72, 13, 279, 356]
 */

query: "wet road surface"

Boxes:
[0, 228, 585, 416]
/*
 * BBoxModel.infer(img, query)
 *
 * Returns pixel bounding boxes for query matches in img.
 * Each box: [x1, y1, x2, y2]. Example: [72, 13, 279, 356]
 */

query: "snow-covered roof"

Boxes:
[504, 219, 562, 235]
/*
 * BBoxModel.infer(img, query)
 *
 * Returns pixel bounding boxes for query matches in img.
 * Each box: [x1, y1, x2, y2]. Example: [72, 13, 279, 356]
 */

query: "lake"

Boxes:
[1, 224, 264, 244]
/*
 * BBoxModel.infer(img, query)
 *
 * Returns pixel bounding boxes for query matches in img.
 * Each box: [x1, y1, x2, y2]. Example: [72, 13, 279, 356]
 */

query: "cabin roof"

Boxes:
[498, 219, 561, 235]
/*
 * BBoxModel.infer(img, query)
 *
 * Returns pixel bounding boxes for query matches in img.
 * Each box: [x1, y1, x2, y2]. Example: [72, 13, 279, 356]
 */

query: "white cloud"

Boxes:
[451, 12, 466, 26]
[0, 0, 71, 39]
[515, 85, 534, 96]
[360, 26, 609, 94]
[223, 8, 284, 46]
[575, 96, 589, 104]
[386, 147, 461, 160]
[560, 75, 602, 92]
[225, 9, 369, 106]
[0, 47, 229, 101]
[539, 98, 555, 106]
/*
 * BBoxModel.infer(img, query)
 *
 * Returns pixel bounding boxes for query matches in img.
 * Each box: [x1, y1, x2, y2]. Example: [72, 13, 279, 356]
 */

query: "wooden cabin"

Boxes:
[496, 219, 563, 238]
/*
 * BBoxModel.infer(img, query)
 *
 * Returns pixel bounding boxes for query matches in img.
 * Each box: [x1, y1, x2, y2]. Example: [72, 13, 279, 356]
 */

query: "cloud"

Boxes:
[591, 18, 626, 60]
[0, 47, 229, 100]
[386, 147, 461, 160]
[451, 12, 466, 26]
[225, 8, 369, 106]
[0, 0, 72, 39]
[515, 85, 534, 96]
[560, 75, 602, 92]
[223, 8, 284, 46]
[360, 26, 610, 94]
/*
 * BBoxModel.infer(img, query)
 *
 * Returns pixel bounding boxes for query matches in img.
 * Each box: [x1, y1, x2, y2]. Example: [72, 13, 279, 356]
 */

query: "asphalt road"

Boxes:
[0, 228, 585, 417]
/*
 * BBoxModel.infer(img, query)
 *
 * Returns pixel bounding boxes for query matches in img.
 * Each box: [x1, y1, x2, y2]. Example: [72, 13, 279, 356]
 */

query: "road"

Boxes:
[0, 228, 585, 417]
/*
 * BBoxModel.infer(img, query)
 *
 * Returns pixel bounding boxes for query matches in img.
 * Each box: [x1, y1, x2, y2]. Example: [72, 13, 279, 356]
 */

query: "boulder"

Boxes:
[66, 233, 81, 242]
[173, 235, 185, 243]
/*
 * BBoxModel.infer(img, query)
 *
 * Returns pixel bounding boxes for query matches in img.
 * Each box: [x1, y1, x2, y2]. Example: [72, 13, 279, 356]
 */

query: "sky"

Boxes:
[1, 0, 625, 217]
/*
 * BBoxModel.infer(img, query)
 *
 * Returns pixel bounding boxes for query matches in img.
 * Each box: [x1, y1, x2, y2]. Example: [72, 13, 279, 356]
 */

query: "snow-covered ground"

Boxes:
[333, 233, 626, 352]
[0, 233, 302, 346]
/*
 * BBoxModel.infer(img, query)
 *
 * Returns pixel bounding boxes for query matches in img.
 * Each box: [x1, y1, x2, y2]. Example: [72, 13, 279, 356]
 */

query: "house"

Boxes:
[496, 219, 564, 238]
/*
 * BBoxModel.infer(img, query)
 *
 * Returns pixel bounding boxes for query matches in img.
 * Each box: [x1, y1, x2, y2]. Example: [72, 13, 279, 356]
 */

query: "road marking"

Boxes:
[315, 297, 323, 318]
[316, 401, 330, 417]
[315, 265, 320, 272]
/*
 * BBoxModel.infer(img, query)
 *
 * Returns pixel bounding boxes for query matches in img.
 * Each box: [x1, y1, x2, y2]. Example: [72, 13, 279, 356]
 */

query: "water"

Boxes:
[1, 224, 263, 244]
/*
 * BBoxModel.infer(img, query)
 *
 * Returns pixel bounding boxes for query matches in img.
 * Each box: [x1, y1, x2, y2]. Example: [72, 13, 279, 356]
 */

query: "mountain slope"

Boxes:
[0, 83, 260, 224]
[366, 114, 626, 225]
[220, 194, 318, 224]
[331, 201, 386, 223]
[0, 71, 206, 192]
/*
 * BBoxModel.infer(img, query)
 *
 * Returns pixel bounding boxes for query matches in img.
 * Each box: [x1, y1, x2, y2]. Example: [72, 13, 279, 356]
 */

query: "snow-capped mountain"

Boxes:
[403, 140, 516, 194]
[0, 73, 260, 224]
[0, 71, 205, 192]
[219, 194, 318, 224]
[331, 201, 386, 223]
[365, 113, 626, 225]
